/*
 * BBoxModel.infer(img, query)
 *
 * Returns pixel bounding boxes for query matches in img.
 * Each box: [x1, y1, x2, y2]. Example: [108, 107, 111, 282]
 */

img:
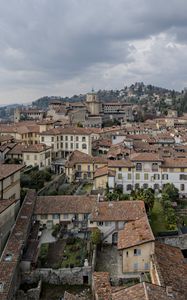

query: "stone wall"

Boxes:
[16, 280, 42, 300]
[157, 233, 187, 250]
[23, 266, 92, 286]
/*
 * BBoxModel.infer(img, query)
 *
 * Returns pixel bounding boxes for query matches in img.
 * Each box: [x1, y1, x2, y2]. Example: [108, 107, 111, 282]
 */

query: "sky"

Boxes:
[0, 0, 187, 104]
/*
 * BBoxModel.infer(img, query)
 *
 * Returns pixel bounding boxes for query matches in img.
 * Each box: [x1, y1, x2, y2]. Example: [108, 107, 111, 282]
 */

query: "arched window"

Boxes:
[82, 143, 87, 149]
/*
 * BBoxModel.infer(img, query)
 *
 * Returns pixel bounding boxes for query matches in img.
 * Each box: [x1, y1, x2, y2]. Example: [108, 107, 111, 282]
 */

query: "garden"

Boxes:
[38, 237, 88, 269]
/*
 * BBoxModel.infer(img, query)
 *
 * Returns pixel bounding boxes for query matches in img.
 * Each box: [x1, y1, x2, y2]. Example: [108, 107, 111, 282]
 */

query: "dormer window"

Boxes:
[136, 163, 142, 171]
[4, 253, 13, 262]
[152, 163, 158, 172]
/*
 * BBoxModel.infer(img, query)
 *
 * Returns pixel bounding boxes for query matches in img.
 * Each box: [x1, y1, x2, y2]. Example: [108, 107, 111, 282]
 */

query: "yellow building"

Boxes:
[65, 150, 107, 183]
[94, 165, 115, 190]
[22, 143, 52, 169]
[118, 215, 155, 274]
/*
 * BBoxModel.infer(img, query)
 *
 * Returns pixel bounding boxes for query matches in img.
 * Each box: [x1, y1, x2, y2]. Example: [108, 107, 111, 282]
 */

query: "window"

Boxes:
[98, 221, 103, 226]
[41, 214, 48, 219]
[143, 183, 148, 189]
[26, 155, 30, 160]
[180, 174, 187, 180]
[133, 263, 138, 271]
[82, 136, 86, 142]
[61, 142, 63, 148]
[118, 173, 122, 180]
[77, 165, 81, 171]
[126, 251, 128, 257]
[144, 173, 149, 180]
[154, 184, 159, 190]
[41, 137, 44, 142]
[136, 173, 140, 180]
[152, 163, 158, 171]
[34, 155, 37, 160]
[71, 143, 73, 149]
[162, 174, 168, 180]
[65, 142, 68, 149]
[127, 173, 131, 180]
[84, 214, 89, 220]
[65, 136, 68, 141]
[135, 183, 140, 190]
[71, 136, 73, 141]
[144, 263, 149, 270]
[76, 136, 79, 141]
[82, 143, 87, 149]
[154, 174, 160, 180]
[180, 184, 185, 191]
[88, 165, 90, 171]
[51, 137, 54, 142]
[53, 214, 60, 219]
[127, 184, 132, 191]
[181, 168, 185, 172]
[64, 213, 69, 219]
[76, 143, 79, 149]
[61, 136, 63, 141]
[134, 248, 141, 256]
[105, 221, 111, 226]
[119, 167, 122, 171]
[136, 163, 142, 171]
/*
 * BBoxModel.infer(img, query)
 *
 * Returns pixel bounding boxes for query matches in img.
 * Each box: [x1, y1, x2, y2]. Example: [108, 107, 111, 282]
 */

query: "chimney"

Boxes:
[166, 286, 173, 297]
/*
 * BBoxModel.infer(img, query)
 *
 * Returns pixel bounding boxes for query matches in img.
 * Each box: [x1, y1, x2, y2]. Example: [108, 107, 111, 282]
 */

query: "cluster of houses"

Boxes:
[0, 185, 186, 299]
[0, 94, 187, 298]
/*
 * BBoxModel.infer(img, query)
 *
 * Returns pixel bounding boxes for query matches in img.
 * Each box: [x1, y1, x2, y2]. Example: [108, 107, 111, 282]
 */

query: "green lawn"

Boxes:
[150, 200, 168, 235]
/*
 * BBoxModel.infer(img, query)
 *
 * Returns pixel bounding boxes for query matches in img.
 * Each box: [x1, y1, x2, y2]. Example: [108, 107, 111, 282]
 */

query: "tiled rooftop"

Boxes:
[118, 215, 155, 250]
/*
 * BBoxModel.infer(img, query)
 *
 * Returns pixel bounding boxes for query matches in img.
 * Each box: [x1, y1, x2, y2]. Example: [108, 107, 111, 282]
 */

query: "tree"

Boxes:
[161, 193, 172, 210]
[165, 206, 177, 230]
[131, 188, 155, 213]
[162, 183, 179, 202]
[91, 228, 101, 245]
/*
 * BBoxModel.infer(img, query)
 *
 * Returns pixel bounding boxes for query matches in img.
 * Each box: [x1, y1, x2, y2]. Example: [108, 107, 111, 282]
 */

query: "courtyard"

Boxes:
[38, 235, 89, 269]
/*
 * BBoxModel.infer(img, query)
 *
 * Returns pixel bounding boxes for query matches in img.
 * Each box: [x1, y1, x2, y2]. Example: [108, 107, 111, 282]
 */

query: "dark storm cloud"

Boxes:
[0, 0, 187, 103]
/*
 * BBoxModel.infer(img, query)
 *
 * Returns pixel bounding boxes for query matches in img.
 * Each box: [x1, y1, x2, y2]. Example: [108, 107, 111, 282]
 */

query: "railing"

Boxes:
[102, 224, 116, 240]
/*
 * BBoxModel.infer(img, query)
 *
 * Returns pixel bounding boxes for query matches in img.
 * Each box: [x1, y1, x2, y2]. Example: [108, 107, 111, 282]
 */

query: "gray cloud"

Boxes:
[0, 0, 187, 103]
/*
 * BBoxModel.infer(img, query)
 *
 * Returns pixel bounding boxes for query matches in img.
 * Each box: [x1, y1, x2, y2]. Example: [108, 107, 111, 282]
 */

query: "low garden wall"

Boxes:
[23, 266, 92, 286]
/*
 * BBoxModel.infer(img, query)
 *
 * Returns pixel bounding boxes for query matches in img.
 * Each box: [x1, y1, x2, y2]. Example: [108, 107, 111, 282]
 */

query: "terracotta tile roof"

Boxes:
[92, 273, 184, 300]
[34, 195, 97, 215]
[94, 165, 115, 178]
[0, 164, 25, 180]
[112, 282, 185, 300]
[0, 135, 15, 143]
[130, 152, 163, 162]
[22, 143, 51, 153]
[93, 272, 112, 300]
[0, 190, 36, 300]
[65, 150, 107, 167]
[7, 144, 25, 155]
[153, 242, 187, 297]
[162, 157, 187, 168]
[108, 159, 133, 168]
[90, 201, 146, 222]
[118, 215, 155, 250]
[42, 126, 95, 136]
